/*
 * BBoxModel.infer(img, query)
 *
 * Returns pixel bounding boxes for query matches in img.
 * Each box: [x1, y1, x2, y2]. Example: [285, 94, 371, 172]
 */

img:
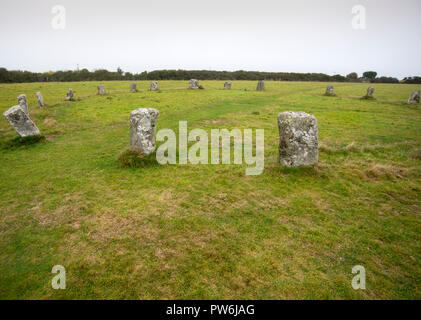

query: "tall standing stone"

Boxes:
[278, 111, 318, 167]
[365, 86, 375, 98]
[408, 90, 420, 104]
[189, 79, 199, 89]
[17, 94, 29, 115]
[65, 89, 74, 101]
[256, 80, 265, 91]
[3, 105, 41, 137]
[36, 92, 45, 107]
[97, 85, 106, 95]
[130, 108, 159, 155]
[224, 81, 231, 89]
[325, 85, 335, 96]
[150, 81, 159, 91]
[130, 83, 137, 92]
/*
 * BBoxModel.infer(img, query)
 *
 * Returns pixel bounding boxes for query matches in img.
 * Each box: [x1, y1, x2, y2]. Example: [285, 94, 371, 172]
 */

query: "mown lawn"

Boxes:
[0, 80, 420, 299]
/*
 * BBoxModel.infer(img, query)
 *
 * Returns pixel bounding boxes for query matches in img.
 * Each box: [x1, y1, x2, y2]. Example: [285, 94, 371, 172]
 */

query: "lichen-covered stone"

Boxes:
[278, 111, 318, 167]
[130, 108, 159, 155]
[130, 83, 137, 92]
[36, 91, 45, 107]
[65, 89, 74, 101]
[256, 80, 265, 91]
[408, 90, 420, 104]
[224, 81, 231, 89]
[97, 85, 106, 95]
[366, 87, 375, 98]
[325, 85, 335, 96]
[3, 105, 41, 137]
[189, 79, 199, 89]
[17, 94, 29, 115]
[150, 81, 159, 91]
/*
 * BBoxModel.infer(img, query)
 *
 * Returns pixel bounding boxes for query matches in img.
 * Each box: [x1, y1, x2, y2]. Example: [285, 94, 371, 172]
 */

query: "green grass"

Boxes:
[0, 80, 420, 299]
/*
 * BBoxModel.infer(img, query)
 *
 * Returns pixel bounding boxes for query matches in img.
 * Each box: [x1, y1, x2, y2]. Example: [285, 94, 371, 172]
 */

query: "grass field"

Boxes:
[0, 80, 420, 299]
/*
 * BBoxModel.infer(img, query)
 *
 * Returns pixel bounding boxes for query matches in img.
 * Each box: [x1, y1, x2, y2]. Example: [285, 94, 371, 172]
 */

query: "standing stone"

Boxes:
[224, 81, 231, 89]
[130, 108, 159, 155]
[36, 91, 45, 107]
[130, 83, 137, 92]
[408, 90, 420, 104]
[325, 85, 335, 96]
[65, 89, 74, 101]
[365, 86, 375, 98]
[17, 94, 29, 115]
[97, 85, 106, 95]
[150, 81, 159, 91]
[3, 105, 41, 137]
[278, 111, 318, 167]
[189, 79, 199, 89]
[256, 80, 265, 91]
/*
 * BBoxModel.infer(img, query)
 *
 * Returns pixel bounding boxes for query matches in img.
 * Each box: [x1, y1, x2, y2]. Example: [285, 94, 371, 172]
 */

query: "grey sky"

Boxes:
[0, 0, 420, 78]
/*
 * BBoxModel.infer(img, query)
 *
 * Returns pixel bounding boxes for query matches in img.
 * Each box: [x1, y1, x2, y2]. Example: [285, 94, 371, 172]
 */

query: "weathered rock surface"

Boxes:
[65, 89, 74, 101]
[3, 105, 41, 137]
[150, 81, 159, 91]
[189, 79, 199, 89]
[366, 86, 375, 98]
[36, 91, 45, 107]
[97, 85, 106, 95]
[224, 81, 231, 89]
[278, 111, 318, 167]
[130, 83, 137, 92]
[130, 108, 159, 155]
[17, 94, 29, 115]
[256, 80, 265, 91]
[325, 85, 335, 96]
[408, 90, 420, 104]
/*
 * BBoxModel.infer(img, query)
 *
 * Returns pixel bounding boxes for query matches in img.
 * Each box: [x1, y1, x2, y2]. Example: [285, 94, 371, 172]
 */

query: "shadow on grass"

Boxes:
[117, 149, 159, 169]
[1, 135, 46, 150]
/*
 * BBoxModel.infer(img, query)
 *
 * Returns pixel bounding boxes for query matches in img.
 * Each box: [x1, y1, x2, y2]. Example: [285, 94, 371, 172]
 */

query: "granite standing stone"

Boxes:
[278, 111, 318, 167]
[224, 81, 231, 89]
[150, 81, 159, 91]
[189, 79, 199, 89]
[36, 91, 45, 107]
[256, 80, 265, 91]
[97, 85, 106, 95]
[130, 83, 138, 92]
[17, 94, 29, 115]
[3, 105, 41, 137]
[325, 85, 335, 96]
[408, 90, 420, 104]
[65, 89, 74, 101]
[130, 108, 159, 155]
[366, 86, 375, 98]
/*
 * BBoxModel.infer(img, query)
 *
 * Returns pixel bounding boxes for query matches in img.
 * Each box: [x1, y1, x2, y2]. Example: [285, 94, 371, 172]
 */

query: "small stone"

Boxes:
[150, 81, 159, 91]
[189, 79, 199, 89]
[17, 94, 29, 115]
[130, 83, 137, 92]
[97, 85, 106, 95]
[36, 92, 45, 107]
[256, 80, 265, 91]
[224, 81, 231, 89]
[366, 87, 375, 98]
[325, 85, 335, 96]
[3, 105, 41, 137]
[65, 89, 74, 101]
[278, 111, 318, 167]
[130, 108, 159, 155]
[408, 90, 420, 104]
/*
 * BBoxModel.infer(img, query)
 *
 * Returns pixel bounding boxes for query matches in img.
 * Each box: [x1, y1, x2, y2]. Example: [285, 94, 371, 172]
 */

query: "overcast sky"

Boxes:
[0, 0, 420, 78]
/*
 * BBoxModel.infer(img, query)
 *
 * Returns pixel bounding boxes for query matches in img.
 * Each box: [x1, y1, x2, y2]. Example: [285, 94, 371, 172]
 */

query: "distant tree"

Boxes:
[346, 72, 358, 81]
[363, 71, 378, 80]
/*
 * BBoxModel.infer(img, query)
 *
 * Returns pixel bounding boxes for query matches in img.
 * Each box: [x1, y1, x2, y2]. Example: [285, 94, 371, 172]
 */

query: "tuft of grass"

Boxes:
[251, 111, 260, 115]
[198, 85, 205, 90]
[117, 148, 158, 168]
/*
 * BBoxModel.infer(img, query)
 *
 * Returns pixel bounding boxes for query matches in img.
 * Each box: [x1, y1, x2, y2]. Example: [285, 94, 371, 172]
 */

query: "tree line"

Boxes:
[1, 67, 416, 84]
